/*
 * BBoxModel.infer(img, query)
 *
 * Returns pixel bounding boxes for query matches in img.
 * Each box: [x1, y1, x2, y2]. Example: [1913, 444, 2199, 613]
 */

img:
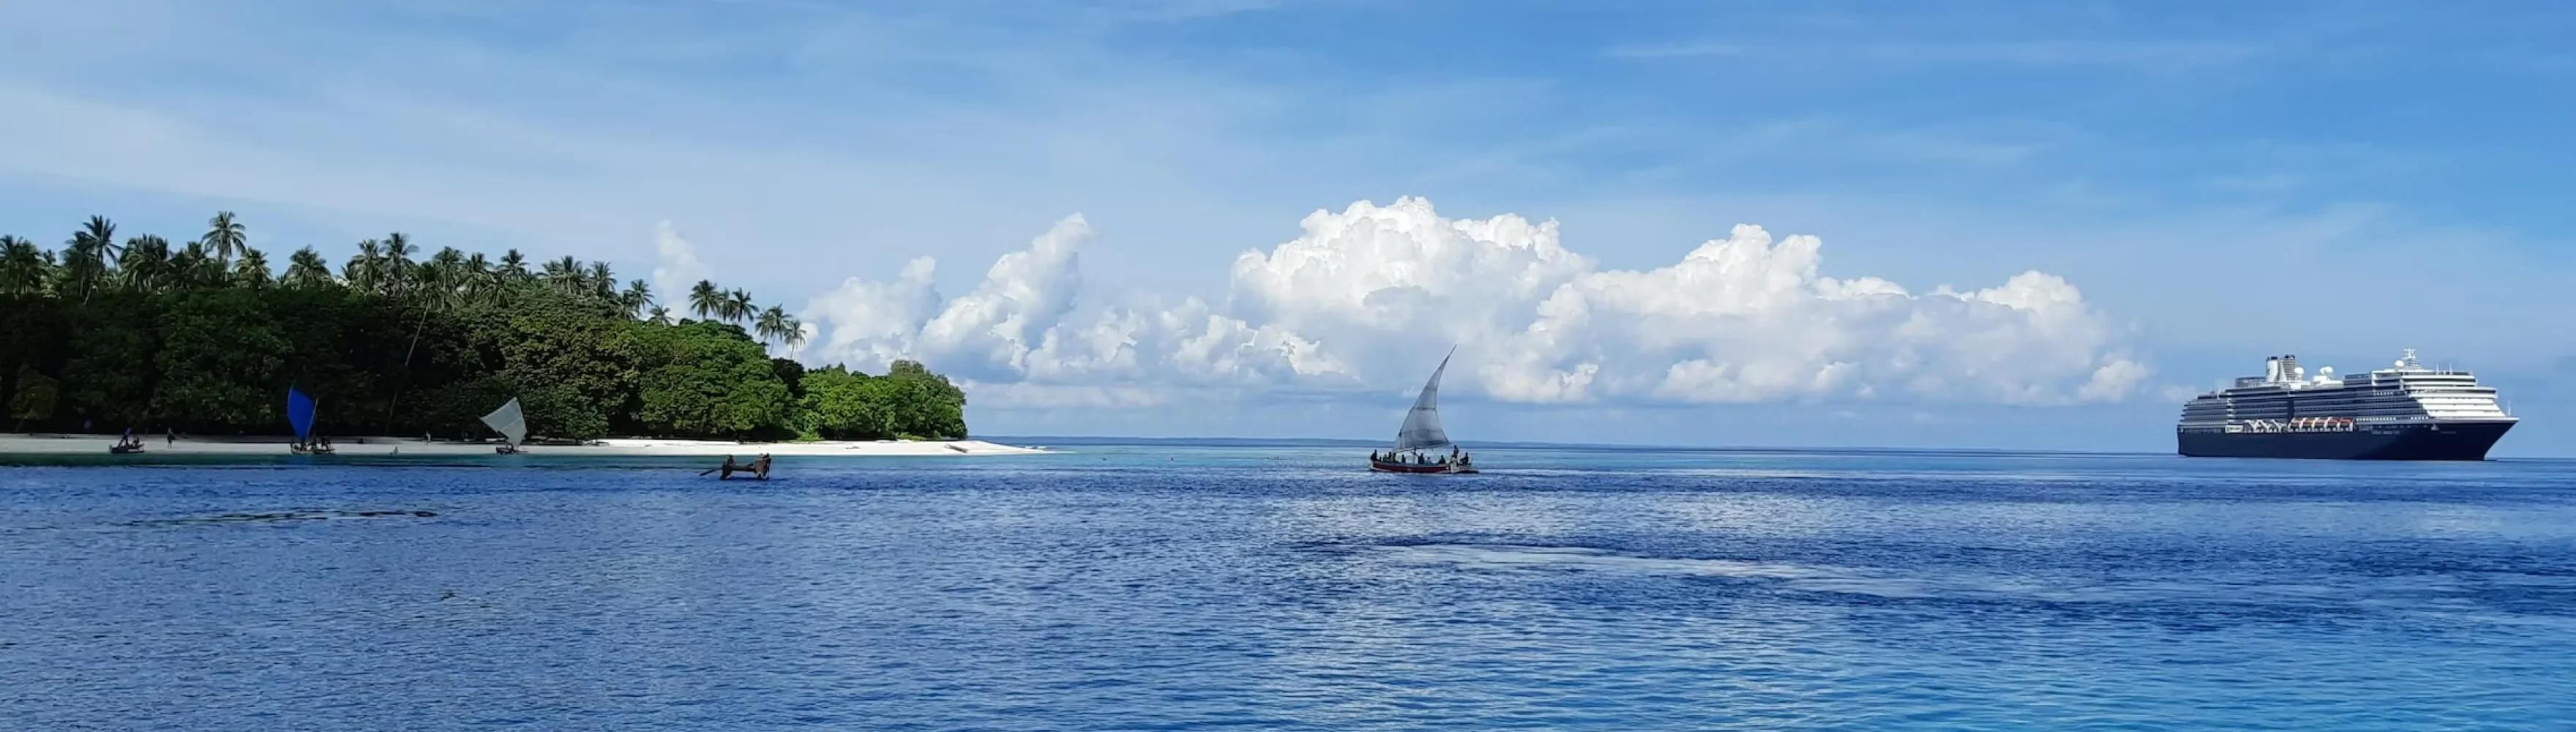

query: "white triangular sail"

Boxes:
[1392, 351, 1453, 452]
[480, 397, 527, 447]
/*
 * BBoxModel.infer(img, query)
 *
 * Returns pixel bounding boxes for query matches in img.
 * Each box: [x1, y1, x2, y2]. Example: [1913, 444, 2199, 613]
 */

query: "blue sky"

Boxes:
[3, 1, 2571, 453]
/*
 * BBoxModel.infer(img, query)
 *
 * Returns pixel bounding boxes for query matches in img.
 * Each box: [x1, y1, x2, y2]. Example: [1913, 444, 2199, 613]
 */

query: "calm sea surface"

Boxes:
[5, 443, 2575, 730]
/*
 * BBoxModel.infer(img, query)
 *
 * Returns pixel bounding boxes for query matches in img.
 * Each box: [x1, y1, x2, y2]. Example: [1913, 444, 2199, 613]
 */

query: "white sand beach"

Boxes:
[0, 433, 1046, 457]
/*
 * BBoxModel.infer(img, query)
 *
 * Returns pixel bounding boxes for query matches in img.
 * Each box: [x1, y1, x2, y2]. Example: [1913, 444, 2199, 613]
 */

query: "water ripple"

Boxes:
[2, 449, 2573, 729]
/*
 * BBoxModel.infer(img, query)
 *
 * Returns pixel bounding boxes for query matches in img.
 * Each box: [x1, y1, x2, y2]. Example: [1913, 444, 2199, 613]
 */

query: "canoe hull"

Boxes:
[1369, 459, 1476, 474]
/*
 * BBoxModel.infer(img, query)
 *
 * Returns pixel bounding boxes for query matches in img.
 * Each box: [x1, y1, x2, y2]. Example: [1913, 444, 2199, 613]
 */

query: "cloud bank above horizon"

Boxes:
[700, 198, 2149, 408]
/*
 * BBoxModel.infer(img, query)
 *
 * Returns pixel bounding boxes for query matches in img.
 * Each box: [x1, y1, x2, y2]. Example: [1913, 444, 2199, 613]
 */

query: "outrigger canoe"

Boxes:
[1367, 348, 1478, 474]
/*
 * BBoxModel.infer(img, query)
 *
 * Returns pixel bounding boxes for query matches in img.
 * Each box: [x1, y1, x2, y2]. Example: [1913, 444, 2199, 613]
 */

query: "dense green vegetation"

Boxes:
[0, 214, 967, 441]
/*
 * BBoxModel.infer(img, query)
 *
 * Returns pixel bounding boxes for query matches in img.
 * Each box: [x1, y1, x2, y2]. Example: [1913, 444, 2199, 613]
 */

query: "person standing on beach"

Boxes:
[165, 428, 174, 447]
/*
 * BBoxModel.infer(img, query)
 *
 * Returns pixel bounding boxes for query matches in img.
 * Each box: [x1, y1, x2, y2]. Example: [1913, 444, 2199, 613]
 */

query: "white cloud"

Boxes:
[798, 197, 2149, 406]
[2080, 358, 2155, 402]
[650, 220, 707, 321]
[805, 256, 942, 370]
[918, 214, 1092, 380]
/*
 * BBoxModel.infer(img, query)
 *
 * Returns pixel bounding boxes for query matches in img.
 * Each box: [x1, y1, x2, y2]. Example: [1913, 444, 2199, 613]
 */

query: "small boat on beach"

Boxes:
[1368, 349, 1478, 474]
[286, 387, 334, 455]
[482, 397, 527, 454]
[109, 428, 146, 455]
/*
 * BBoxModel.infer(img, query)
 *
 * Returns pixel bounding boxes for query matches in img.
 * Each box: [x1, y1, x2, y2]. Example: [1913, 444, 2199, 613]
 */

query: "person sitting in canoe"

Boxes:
[751, 454, 772, 480]
[704, 455, 743, 479]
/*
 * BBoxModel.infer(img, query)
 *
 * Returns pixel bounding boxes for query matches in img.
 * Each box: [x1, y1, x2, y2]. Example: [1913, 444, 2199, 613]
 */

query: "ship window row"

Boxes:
[2194, 392, 2493, 403]
[2187, 406, 2436, 418]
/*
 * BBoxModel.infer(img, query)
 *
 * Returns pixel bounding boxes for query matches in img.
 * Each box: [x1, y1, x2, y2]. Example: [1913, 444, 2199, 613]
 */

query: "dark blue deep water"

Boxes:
[6, 444, 2575, 730]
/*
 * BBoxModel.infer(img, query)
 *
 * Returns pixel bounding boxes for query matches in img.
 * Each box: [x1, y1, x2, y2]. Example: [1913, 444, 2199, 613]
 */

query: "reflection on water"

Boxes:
[3, 446, 2575, 730]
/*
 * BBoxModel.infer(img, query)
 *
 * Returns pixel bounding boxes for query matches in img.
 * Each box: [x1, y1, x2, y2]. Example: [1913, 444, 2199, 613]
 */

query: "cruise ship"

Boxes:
[2177, 350, 2517, 460]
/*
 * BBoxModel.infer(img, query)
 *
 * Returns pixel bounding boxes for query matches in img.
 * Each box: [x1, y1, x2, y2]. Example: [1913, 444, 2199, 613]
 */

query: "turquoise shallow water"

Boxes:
[5, 444, 2575, 730]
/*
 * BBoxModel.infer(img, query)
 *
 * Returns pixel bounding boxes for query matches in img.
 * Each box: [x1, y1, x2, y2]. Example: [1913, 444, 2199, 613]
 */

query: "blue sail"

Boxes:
[286, 387, 316, 442]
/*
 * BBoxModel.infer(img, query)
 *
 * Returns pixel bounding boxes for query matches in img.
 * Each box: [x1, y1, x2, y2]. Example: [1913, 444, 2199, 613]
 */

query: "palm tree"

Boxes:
[752, 308, 806, 353]
[498, 249, 529, 281]
[460, 253, 496, 305]
[232, 247, 273, 288]
[618, 279, 653, 319]
[647, 305, 671, 323]
[542, 255, 585, 297]
[285, 247, 335, 288]
[117, 235, 172, 293]
[723, 288, 755, 324]
[0, 236, 52, 296]
[427, 247, 465, 280]
[382, 233, 415, 298]
[62, 217, 116, 302]
[54, 241, 102, 301]
[586, 261, 615, 300]
[688, 280, 721, 321]
[415, 248, 465, 307]
[75, 216, 117, 256]
[345, 238, 383, 292]
[755, 306, 788, 345]
[201, 211, 247, 266]
[169, 242, 221, 291]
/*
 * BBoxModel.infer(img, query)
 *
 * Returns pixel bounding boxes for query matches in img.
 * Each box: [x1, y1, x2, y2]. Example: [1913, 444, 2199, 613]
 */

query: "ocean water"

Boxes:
[4, 444, 2575, 731]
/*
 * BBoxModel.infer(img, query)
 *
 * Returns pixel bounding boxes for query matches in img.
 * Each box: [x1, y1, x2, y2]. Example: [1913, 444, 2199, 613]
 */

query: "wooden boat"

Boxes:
[482, 397, 527, 455]
[109, 429, 146, 455]
[1370, 455, 1473, 474]
[285, 387, 326, 454]
[1368, 348, 1478, 474]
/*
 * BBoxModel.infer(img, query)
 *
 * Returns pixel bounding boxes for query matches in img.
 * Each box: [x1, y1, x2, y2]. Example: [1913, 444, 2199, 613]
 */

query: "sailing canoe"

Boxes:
[1369, 348, 1477, 474]
[481, 397, 528, 452]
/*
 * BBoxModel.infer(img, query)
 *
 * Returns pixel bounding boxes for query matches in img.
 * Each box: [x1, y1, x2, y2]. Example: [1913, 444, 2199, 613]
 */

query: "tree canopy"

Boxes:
[0, 214, 962, 441]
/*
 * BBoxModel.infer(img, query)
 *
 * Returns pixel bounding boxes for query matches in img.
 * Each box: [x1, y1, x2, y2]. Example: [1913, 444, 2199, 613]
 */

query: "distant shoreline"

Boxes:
[0, 433, 1046, 458]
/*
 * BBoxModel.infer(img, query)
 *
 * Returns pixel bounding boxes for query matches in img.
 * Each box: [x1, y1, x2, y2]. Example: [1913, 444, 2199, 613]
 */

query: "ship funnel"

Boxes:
[2268, 354, 2300, 384]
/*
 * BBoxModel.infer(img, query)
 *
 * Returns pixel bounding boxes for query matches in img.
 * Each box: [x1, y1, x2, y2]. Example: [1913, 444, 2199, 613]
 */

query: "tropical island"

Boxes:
[0, 213, 992, 452]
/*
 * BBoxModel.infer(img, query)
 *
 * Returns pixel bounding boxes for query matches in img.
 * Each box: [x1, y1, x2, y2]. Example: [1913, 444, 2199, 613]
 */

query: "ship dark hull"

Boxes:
[2177, 422, 2514, 460]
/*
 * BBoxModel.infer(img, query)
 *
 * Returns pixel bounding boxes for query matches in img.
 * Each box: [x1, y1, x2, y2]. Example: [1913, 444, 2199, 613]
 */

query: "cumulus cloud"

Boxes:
[650, 220, 708, 322]
[797, 198, 2148, 406]
[806, 256, 941, 370]
[917, 214, 1092, 380]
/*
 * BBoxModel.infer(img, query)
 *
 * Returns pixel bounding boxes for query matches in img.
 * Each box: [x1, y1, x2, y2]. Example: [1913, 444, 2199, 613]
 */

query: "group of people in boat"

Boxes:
[291, 436, 335, 454]
[706, 453, 773, 480]
[1371, 447, 1472, 468]
[110, 428, 146, 455]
